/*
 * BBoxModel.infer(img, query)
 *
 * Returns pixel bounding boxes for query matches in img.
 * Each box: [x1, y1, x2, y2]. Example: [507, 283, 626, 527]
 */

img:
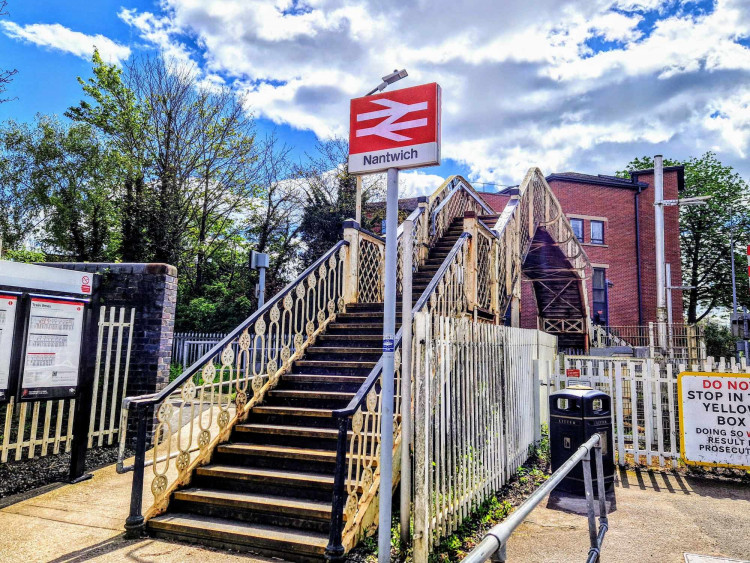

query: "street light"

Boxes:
[355, 70, 409, 225]
[365, 68, 409, 96]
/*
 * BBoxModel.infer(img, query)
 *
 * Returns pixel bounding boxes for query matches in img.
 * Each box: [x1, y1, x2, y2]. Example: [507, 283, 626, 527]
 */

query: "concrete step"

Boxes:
[148, 513, 328, 561]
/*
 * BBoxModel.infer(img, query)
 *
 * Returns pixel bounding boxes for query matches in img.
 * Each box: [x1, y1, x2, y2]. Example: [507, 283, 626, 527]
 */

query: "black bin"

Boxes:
[549, 385, 615, 495]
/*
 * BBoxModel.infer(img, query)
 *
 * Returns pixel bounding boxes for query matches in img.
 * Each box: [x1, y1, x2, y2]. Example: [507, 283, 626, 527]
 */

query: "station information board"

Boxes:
[20, 297, 86, 400]
[0, 293, 20, 401]
[678, 371, 750, 470]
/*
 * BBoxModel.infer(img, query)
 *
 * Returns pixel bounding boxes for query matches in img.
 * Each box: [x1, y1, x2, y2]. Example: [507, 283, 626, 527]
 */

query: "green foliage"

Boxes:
[619, 152, 750, 322]
[703, 322, 736, 359]
[3, 249, 46, 263]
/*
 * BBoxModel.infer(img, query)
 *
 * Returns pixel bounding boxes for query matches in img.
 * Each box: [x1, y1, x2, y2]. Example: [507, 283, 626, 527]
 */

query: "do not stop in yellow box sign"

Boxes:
[678, 371, 750, 470]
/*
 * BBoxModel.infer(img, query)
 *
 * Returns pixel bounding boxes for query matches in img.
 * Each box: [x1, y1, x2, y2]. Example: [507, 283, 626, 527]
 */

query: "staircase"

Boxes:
[147, 293, 415, 556]
[412, 218, 464, 302]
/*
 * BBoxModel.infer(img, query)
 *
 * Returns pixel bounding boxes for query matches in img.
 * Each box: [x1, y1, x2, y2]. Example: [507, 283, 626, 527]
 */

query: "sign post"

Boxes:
[678, 371, 750, 470]
[349, 82, 441, 561]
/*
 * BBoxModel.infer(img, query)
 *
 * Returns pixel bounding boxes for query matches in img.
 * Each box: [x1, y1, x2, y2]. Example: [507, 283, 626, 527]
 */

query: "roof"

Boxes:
[547, 165, 685, 192]
[546, 172, 647, 189]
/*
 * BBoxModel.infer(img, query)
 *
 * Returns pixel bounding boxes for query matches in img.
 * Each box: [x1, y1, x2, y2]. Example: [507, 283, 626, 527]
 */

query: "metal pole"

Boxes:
[378, 167, 399, 562]
[258, 266, 266, 308]
[654, 155, 667, 351]
[356, 176, 363, 225]
[731, 232, 738, 315]
[400, 219, 413, 548]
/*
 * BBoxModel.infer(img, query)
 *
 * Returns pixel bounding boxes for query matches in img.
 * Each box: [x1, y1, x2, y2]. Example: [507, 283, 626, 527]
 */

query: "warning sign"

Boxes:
[678, 372, 750, 470]
[566, 368, 581, 378]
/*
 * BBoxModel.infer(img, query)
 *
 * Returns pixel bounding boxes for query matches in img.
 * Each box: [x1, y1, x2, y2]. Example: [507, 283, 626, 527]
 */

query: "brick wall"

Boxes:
[45, 262, 177, 443]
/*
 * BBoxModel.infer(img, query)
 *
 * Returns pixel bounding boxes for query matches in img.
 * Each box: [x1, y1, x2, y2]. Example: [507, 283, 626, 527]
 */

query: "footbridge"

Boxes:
[118, 167, 591, 561]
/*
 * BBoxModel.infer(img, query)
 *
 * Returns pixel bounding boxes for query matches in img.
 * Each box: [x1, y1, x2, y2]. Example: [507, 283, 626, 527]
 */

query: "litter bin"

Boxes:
[549, 385, 615, 494]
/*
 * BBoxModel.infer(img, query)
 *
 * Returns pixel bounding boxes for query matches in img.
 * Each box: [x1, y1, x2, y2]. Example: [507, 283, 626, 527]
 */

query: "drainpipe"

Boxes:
[634, 185, 644, 326]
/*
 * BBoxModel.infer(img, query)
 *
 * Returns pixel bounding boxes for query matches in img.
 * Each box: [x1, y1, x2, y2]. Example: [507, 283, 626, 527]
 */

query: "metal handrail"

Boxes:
[325, 233, 472, 559]
[462, 433, 609, 563]
[120, 240, 349, 413]
[334, 232, 471, 417]
[431, 178, 493, 235]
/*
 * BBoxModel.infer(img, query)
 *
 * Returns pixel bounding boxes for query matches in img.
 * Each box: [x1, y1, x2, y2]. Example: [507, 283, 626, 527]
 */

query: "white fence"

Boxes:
[172, 332, 225, 367]
[553, 355, 750, 469]
[0, 306, 135, 462]
[413, 314, 556, 562]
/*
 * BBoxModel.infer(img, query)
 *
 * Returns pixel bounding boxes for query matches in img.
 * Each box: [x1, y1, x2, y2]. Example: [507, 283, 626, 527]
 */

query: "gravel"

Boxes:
[0, 446, 130, 500]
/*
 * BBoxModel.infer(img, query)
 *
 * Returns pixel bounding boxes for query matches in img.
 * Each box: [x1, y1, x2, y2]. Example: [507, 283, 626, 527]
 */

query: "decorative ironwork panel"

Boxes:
[476, 232, 492, 310]
[358, 237, 384, 303]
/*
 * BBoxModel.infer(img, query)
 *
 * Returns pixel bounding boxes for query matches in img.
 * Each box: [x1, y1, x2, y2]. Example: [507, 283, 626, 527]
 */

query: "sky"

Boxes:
[1, 0, 749, 198]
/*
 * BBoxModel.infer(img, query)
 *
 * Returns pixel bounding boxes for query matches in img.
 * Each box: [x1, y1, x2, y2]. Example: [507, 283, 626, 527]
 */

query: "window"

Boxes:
[570, 218, 584, 242]
[592, 268, 607, 324]
[590, 220, 604, 244]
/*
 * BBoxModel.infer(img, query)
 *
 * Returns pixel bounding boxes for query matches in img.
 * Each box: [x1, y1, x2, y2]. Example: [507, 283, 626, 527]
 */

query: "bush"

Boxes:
[703, 321, 736, 358]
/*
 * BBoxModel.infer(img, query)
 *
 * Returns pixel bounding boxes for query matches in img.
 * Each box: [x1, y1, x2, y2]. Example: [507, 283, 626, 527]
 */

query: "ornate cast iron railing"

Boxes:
[428, 177, 493, 248]
[117, 240, 349, 535]
[325, 233, 470, 560]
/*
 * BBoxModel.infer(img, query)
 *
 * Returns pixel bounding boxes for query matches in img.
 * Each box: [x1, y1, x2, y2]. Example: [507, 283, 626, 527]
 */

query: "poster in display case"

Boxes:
[20, 297, 86, 400]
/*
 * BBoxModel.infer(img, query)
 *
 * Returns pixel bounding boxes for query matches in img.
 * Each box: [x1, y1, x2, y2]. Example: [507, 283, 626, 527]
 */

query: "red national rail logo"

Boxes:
[348, 82, 441, 174]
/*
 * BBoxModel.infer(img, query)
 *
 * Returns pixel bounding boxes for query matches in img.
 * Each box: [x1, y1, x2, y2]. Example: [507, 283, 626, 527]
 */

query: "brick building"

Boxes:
[481, 167, 684, 329]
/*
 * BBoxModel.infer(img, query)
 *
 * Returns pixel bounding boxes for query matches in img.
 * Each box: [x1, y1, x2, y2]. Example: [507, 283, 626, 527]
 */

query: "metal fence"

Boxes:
[0, 306, 135, 462]
[590, 322, 705, 364]
[412, 314, 557, 562]
[171, 332, 226, 367]
[553, 355, 749, 469]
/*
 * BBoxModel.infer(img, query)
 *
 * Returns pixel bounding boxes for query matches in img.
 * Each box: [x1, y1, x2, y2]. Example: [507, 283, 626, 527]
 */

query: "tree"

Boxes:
[298, 139, 383, 266]
[619, 153, 750, 322]
[0, 1, 17, 104]
[68, 52, 259, 272]
[0, 117, 119, 260]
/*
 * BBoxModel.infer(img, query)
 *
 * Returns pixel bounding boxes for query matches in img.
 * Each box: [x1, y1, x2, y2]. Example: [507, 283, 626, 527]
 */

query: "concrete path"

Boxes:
[0, 461, 274, 563]
[2, 462, 749, 562]
[507, 467, 750, 563]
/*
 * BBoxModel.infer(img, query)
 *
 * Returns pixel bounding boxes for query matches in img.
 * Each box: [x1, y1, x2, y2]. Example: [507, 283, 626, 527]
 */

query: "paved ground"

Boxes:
[507, 467, 750, 563]
[1, 462, 749, 562]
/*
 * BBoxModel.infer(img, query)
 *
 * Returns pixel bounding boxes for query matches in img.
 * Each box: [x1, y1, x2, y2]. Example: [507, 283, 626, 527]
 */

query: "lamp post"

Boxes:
[355, 70, 409, 226]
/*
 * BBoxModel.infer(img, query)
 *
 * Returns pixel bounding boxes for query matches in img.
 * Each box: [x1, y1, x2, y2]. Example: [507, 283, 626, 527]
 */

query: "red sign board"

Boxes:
[566, 368, 581, 378]
[348, 82, 441, 174]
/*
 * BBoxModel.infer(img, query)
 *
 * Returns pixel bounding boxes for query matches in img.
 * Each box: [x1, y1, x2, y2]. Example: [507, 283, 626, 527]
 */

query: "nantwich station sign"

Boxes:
[348, 82, 441, 175]
[679, 372, 750, 470]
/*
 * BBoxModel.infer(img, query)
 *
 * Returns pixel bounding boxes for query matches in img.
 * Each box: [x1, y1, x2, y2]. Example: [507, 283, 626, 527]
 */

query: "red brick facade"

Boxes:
[484, 168, 684, 329]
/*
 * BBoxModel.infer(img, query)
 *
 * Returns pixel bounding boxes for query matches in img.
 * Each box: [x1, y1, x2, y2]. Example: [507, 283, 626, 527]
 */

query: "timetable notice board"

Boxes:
[0, 294, 19, 401]
[20, 297, 85, 400]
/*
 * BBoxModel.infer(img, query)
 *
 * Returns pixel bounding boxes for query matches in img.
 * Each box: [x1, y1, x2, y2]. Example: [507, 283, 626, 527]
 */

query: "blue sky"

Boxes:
[1, 0, 749, 196]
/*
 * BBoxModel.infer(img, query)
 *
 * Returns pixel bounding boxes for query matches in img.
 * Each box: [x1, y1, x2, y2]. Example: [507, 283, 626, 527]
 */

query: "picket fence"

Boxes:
[0, 306, 135, 463]
[413, 314, 557, 562]
[552, 355, 750, 469]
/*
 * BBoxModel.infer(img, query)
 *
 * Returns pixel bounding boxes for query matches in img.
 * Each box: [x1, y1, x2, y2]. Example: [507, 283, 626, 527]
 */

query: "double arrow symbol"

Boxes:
[355, 99, 428, 142]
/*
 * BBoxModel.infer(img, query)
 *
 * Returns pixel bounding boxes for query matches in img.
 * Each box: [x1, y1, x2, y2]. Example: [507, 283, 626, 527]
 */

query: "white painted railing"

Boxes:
[412, 314, 557, 562]
[553, 355, 750, 469]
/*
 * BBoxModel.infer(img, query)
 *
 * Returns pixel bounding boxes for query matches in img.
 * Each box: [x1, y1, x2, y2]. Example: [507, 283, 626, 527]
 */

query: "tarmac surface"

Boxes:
[0, 462, 748, 562]
[507, 467, 750, 563]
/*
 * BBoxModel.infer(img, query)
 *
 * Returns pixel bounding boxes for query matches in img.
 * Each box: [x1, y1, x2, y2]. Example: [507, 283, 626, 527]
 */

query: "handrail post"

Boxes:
[417, 196, 429, 262]
[124, 405, 148, 538]
[325, 416, 349, 562]
[582, 448, 598, 555]
[463, 211, 478, 313]
[343, 220, 361, 305]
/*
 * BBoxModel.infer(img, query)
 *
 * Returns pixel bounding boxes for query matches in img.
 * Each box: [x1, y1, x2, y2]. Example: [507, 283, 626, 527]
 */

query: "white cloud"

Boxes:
[0, 21, 130, 64]
[117, 0, 750, 182]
